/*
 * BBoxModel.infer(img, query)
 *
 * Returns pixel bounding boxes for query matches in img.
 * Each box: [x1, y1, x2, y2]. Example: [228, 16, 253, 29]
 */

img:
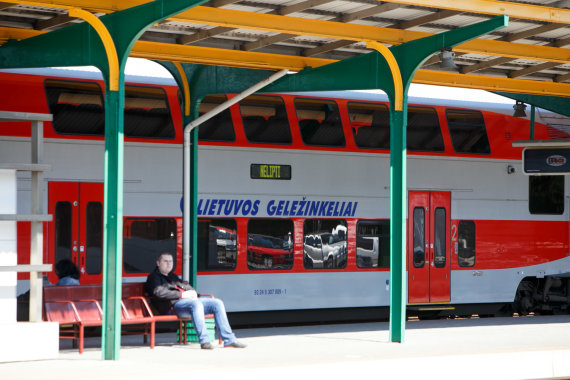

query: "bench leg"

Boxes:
[183, 320, 188, 344]
[150, 322, 155, 349]
[79, 325, 84, 354]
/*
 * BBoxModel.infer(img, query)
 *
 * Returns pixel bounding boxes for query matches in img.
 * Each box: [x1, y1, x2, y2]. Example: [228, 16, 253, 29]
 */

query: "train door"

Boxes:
[408, 191, 451, 303]
[47, 182, 103, 284]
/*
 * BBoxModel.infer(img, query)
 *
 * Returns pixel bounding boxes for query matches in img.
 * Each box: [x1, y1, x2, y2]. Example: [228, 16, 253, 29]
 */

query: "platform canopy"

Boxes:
[0, 0, 569, 97]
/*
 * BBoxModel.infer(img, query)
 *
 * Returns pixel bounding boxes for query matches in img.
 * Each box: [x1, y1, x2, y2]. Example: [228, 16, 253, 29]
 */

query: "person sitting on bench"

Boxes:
[145, 252, 246, 350]
[55, 259, 81, 286]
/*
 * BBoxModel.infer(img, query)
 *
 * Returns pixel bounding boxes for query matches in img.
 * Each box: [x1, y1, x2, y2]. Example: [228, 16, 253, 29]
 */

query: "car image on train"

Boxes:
[2, 67, 570, 324]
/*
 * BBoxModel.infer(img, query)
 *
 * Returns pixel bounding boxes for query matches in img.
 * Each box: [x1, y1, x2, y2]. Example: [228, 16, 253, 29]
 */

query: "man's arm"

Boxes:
[146, 272, 181, 301]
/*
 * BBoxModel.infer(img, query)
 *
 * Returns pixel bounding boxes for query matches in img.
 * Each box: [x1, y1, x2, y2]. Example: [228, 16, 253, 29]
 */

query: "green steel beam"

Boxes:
[494, 92, 570, 118]
[267, 15, 508, 343]
[156, 15, 507, 344]
[0, 0, 210, 361]
[385, 15, 509, 343]
[531, 105, 536, 140]
[156, 62, 278, 286]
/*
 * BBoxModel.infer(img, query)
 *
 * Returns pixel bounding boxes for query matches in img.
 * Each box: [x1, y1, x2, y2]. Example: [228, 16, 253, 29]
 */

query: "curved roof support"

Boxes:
[67, 8, 119, 91]
[0, 0, 212, 361]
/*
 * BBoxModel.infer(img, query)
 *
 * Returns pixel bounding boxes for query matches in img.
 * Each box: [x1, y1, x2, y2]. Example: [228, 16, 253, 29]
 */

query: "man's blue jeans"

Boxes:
[173, 297, 237, 345]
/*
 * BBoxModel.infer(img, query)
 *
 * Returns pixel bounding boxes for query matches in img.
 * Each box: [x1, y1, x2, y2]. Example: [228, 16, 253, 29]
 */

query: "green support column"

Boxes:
[530, 105, 536, 140]
[0, 0, 211, 360]
[388, 108, 407, 342]
[190, 124, 200, 286]
[159, 15, 507, 340]
[101, 83, 125, 357]
[267, 14, 508, 343]
[156, 62, 278, 287]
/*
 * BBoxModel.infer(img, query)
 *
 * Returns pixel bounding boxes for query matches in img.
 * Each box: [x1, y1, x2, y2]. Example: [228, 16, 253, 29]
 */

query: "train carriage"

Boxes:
[2, 67, 569, 323]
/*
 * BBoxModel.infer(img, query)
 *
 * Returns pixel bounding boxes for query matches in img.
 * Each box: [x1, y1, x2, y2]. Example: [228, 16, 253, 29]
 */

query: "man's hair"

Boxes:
[157, 252, 173, 261]
[55, 258, 80, 280]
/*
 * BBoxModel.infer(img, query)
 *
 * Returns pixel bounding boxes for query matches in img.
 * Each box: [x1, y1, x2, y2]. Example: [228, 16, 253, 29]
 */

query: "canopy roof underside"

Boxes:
[0, 0, 569, 93]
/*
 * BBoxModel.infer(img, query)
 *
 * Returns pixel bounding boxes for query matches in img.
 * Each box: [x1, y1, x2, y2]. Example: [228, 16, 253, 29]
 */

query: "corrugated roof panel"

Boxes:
[379, 7, 432, 20]
[439, 14, 492, 28]
[537, 28, 570, 39]
[313, 0, 368, 14]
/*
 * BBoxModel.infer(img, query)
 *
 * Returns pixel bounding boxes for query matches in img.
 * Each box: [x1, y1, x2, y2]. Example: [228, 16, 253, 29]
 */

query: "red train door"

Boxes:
[47, 182, 104, 284]
[408, 191, 451, 304]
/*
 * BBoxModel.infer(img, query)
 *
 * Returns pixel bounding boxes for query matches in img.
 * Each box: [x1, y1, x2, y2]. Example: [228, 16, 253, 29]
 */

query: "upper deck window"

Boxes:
[407, 106, 444, 152]
[45, 79, 105, 136]
[294, 98, 345, 147]
[239, 95, 292, 144]
[123, 85, 175, 139]
[198, 94, 236, 142]
[446, 109, 491, 154]
[348, 103, 444, 152]
[45, 80, 175, 139]
[348, 102, 390, 150]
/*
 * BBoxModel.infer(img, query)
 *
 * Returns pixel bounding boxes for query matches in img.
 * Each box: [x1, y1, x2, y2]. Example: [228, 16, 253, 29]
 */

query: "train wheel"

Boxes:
[514, 280, 537, 316]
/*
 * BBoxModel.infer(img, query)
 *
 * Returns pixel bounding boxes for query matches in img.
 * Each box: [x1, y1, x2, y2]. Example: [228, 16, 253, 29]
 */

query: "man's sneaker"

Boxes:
[201, 342, 214, 350]
[224, 340, 247, 348]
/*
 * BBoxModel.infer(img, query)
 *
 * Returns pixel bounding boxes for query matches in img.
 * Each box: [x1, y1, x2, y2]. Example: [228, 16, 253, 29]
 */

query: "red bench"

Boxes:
[121, 283, 219, 345]
[43, 283, 218, 353]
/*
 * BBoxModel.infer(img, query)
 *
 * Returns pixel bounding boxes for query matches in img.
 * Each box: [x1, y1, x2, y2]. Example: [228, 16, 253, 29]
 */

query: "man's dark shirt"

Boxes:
[145, 267, 194, 315]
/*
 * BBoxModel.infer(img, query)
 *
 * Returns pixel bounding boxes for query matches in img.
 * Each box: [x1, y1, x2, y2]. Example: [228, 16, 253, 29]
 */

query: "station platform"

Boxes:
[2, 315, 570, 380]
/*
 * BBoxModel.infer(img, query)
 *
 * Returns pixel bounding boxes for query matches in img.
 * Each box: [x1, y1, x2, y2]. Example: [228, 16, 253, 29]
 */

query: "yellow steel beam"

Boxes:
[1, 27, 568, 97]
[132, 39, 334, 71]
[68, 7, 119, 90]
[379, 0, 570, 24]
[366, 41, 404, 110]
[414, 70, 570, 97]
[173, 61, 191, 116]
[5, 0, 570, 63]
[12, 0, 570, 24]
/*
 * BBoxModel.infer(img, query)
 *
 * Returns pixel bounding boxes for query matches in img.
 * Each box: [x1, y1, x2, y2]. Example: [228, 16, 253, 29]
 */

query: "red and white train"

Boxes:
[2, 67, 569, 323]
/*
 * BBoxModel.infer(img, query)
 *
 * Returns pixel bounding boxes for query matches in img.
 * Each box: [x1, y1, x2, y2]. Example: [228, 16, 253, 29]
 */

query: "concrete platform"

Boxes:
[2, 315, 570, 380]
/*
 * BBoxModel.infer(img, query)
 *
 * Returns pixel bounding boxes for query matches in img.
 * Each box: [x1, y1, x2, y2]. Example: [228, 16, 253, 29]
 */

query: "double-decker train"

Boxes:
[2, 67, 570, 323]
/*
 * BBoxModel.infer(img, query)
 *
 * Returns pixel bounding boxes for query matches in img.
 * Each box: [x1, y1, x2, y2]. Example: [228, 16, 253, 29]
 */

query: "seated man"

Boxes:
[145, 252, 246, 350]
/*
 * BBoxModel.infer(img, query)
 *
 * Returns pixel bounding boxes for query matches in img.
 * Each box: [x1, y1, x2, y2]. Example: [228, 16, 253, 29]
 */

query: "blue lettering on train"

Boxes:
[186, 198, 358, 217]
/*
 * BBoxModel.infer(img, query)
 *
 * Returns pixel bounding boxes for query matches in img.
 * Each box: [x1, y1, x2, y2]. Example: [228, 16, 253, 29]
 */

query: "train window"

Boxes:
[407, 107, 444, 152]
[247, 219, 294, 270]
[434, 208, 446, 268]
[198, 95, 236, 142]
[197, 219, 237, 271]
[295, 98, 346, 147]
[529, 176, 564, 215]
[446, 109, 491, 154]
[412, 207, 425, 268]
[458, 221, 475, 267]
[123, 218, 177, 273]
[303, 219, 347, 269]
[85, 202, 103, 275]
[239, 95, 292, 144]
[123, 85, 175, 139]
[54, 201, 73, 264]
[45, 79, 105, 136]
[348, 102, 390, 150]
[356, 220, 390, 268]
